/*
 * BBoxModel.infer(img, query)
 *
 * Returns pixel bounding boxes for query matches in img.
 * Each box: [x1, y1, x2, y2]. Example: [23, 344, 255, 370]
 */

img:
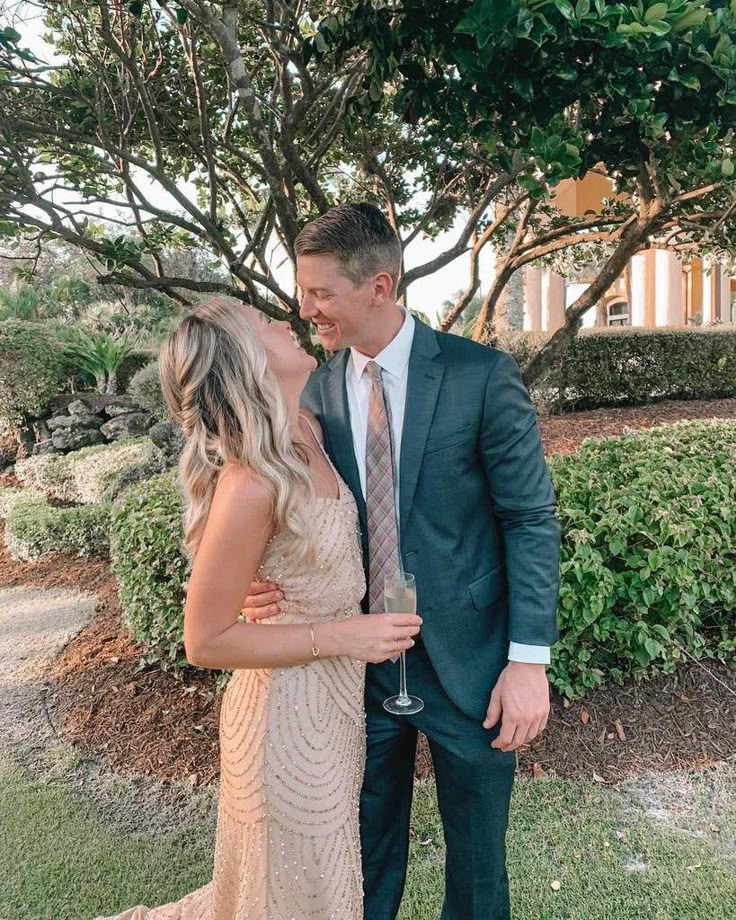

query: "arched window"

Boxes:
[607, 298, 629, 327]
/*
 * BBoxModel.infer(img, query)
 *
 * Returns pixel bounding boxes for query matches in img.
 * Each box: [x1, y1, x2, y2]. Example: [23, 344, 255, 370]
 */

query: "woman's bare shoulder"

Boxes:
[215, 463, 273, 508]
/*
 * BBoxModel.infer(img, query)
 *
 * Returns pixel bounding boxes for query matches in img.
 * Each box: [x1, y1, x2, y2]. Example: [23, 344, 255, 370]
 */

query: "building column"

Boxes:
[701, 257, 713, 323]
[523, 266, 543, 331]
[543, 269, 566, 332]
[720, 269, 731, 323]
[655, 250, 684, 327]
[629, 253, 649, 326]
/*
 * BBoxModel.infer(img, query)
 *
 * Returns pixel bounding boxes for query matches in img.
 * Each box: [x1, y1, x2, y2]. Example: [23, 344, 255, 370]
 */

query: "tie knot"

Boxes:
[366, 361, 383, 385]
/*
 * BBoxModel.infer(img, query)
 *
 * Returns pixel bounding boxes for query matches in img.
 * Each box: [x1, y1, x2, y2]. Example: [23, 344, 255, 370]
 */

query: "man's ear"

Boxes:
[372, 271, 395, 303]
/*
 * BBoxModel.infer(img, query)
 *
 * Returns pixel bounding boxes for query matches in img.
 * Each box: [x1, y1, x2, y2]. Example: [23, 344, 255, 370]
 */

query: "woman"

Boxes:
[95, 297, 421, 920]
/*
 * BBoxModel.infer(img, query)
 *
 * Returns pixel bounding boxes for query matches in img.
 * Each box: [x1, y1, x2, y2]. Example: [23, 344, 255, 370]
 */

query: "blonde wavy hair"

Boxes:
[158, 296, 315, 561]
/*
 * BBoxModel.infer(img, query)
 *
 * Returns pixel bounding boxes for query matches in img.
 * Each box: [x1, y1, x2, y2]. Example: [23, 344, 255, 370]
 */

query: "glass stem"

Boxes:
[398, 650, 409, 701]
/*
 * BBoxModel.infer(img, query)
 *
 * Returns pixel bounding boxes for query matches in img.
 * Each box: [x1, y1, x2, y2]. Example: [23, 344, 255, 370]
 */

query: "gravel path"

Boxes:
[0, 584, 217, 837]
[0, 585, 96, 768]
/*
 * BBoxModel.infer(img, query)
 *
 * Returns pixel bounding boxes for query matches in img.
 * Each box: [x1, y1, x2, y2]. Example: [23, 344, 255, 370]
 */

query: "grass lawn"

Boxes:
[1, 758, 734, 920]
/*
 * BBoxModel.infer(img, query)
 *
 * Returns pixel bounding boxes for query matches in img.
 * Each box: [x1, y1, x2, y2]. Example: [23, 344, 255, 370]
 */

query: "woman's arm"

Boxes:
[184, 464, 422, 670]
[184, 464, 331, 669]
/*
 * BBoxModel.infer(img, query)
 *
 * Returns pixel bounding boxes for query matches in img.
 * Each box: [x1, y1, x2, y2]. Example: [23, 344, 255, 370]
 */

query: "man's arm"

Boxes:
[480, 350, 560, 649]
[479, 351, 560, 750]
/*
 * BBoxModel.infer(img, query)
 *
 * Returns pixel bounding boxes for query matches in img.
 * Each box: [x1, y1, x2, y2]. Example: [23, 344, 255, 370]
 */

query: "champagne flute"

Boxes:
[383, 572, 424, 715]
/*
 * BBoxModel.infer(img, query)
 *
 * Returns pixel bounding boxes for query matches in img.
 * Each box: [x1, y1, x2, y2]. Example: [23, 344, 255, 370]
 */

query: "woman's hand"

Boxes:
[325, 613, 422, 664]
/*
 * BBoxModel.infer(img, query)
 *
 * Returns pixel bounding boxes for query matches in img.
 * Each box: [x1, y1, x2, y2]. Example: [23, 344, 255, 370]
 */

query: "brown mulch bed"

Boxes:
[538, 396, 736, 456]
[47, 605, 221, 786]
[2, 397, 735, 787]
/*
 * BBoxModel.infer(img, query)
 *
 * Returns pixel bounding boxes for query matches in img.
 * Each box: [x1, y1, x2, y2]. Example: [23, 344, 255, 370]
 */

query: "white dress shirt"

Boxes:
[345, 311, 550, 666]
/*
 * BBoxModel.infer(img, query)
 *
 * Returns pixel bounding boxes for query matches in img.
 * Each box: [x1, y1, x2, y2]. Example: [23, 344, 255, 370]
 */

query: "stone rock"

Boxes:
[0, 427, 18, 466]
[105, 400, 142, 418]
[148, 420, 185, 460]
[47, 414, 104, 432]
[32, 420, 51, 442]
[67, 399, 92, 416]
[32, 439, 58, 456]
[100, 412, 150, 441]
[52, 428, 105, 452]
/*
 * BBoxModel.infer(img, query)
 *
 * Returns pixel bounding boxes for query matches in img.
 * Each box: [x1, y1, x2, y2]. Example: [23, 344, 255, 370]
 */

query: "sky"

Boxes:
[5, 2, 494, 323]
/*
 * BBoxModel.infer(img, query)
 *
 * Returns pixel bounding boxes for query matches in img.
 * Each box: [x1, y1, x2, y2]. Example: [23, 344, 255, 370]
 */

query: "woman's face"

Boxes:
[241, 305, 317, 386]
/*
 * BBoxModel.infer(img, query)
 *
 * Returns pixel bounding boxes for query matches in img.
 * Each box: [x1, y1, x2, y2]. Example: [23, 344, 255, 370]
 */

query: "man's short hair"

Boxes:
[295, 202, 402, 293]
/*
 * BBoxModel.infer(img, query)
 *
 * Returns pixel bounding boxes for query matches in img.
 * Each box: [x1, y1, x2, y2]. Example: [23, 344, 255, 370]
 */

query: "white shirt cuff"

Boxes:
[508, 642, 550, 665]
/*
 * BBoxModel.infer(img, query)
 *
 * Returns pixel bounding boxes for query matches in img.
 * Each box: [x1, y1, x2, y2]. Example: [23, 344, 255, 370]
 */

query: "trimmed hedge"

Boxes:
[107, 421, 736, 699]
[499, 325, 736, 413]
[4, 492, 110, 560]
[127, 359, 167, 422]
[0, 485, 43, 519]
[110, 471, 190, 671]
[118, 351, 156, 392]
[550, 419, 736, 698]
[0, 320, 69, 425]
[15, 437, 165, 505]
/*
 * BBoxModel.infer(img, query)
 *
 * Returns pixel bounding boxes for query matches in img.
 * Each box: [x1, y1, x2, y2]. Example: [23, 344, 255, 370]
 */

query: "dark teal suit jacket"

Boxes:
[301, 320, 560, 722]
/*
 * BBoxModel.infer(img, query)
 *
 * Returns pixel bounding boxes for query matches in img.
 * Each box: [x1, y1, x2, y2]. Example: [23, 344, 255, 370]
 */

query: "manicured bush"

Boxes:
[118, 351, 156, 392]
[498, 325, 736, 412]
[550, 419, 736, 698]
[109, 420, 736, 699]
[127, 359, 168, 422]
[4, 492, 110, 560]
[0, 485, 42, 518]
[15, 437, 165, 504]
[0, 320, 69, 425]
[110, 471, 190, 670]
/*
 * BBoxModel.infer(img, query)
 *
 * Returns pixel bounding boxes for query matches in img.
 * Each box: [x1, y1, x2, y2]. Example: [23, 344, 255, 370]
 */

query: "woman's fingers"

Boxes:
[384, 614, 423, 627]
[243, 589, 283, 609]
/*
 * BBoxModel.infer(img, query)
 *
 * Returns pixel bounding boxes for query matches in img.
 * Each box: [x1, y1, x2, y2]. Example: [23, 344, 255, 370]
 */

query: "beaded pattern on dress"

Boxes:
[94, 472, 367, 920]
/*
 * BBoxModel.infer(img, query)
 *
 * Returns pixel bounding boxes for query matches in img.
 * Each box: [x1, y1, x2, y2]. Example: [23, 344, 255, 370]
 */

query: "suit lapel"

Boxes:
[320, 350, 367, 532]
[399, 322, 444, 534]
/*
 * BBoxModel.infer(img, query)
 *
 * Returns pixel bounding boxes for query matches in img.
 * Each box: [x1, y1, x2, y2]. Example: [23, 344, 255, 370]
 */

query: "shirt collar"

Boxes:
[350, 310, 416, 381]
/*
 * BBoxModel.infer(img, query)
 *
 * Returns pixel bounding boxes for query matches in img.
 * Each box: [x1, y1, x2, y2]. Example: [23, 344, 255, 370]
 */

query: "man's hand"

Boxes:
[484, 661, 550, 752]
[240, 580, 284, 622]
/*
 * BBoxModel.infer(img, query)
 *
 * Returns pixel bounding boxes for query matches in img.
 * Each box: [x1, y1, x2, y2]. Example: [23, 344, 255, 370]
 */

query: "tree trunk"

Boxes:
[494, 265, 524, 334]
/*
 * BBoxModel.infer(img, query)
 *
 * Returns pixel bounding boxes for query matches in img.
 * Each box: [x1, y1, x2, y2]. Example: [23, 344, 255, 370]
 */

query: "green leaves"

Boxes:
[111, 471, 191, 674]
[0, 26, 22, 44]
[548, 418, 736, 699]
[644, 3, 669, 24]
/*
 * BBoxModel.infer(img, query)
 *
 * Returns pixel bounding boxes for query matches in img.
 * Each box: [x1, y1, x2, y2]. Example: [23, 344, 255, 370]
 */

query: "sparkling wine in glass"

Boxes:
[383, 572, 424, 715]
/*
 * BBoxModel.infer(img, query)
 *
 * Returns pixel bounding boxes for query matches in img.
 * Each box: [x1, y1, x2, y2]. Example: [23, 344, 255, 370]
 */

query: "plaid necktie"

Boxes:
[365, 361, 401, 616]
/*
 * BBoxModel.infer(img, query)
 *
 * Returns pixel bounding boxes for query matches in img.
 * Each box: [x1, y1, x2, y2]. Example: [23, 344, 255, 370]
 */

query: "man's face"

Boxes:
[297, 252, 374, 353]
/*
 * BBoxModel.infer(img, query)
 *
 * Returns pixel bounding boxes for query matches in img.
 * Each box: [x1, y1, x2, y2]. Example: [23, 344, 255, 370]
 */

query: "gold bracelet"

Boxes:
[309, 623, 320, 659]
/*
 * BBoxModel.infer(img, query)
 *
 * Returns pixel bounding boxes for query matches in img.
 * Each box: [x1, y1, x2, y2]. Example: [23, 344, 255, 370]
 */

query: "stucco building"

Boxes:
[522, 170, 736, 331]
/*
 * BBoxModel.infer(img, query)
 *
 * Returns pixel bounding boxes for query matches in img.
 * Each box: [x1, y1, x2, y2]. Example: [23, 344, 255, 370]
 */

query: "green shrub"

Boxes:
[550, 419, 736, 699]
[0, 485, 45, 518]
[15, 437, 165, 504]
[108, 420, 736, 698]
[0, 320, 68, 425]
[498, 325, 736, 412]
[110, 471, 190, 670]
[5, 492, 110, 560]
[118, 351, 156, 392]
[127, 359, 168, 422]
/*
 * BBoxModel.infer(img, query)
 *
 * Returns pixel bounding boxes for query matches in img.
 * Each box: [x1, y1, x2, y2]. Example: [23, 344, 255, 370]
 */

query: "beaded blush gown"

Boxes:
[95, 454, 367, 920]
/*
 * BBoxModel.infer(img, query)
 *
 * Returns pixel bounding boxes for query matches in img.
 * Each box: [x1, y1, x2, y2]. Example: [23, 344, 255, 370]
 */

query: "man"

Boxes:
[243, 202, 560, 919]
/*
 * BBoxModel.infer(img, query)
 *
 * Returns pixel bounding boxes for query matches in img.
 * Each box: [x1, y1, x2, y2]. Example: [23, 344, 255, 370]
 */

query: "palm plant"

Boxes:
[62, 327, 140, 395]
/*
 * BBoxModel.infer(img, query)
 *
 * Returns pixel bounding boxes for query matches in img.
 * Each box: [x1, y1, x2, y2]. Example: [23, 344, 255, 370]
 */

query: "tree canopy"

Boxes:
[0, 0, 734, 380]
